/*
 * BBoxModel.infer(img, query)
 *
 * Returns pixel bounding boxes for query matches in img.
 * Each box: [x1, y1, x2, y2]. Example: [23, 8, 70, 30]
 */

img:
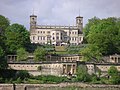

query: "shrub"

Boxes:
[15, 70, 30, 80]
[76, 65, 91, 82]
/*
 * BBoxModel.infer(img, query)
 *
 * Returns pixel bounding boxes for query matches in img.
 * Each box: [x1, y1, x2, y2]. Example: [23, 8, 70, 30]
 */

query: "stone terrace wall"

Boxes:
[0, 83, 120, 90]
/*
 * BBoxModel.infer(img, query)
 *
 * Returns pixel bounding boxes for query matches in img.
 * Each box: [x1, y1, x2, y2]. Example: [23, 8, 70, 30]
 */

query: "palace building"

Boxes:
[30, 15, 83, 46]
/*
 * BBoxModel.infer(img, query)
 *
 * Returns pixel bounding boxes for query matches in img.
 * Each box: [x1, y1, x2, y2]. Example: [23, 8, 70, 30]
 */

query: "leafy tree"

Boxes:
[108, 66, 120, 84]
[34, 47, 47, 61]
[76, 65, 91, 82]
[5, 23, 30, 53]
[108, 66, 119, 77]
[0, 46, 7, 69]
[0, 46, 4, 58]
[0, 15, 10, 31]
[17, 48, 28, 61]
[80, 44, 102, 61]
[83, 16, 100, 43]
[83, 17, 120, 55]
[15, 70, 30, 80]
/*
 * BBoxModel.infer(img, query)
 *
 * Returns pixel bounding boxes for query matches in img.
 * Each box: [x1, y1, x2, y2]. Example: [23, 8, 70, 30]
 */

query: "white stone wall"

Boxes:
[8, 62, 77, 76]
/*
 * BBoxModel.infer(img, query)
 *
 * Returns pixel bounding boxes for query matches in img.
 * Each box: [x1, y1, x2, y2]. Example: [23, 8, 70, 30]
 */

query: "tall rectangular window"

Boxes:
[33, 36, 35, 40]
[56, 36, 59, 40]
[43, 37, 45, 40]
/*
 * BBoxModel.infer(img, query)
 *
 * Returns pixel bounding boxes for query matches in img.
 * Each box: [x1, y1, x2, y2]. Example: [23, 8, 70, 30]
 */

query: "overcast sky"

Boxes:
[0, 0, 120, 29]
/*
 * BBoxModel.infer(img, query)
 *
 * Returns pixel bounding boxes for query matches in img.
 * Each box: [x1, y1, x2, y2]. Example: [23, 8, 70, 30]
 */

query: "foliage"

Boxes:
[108, 66, 119, 77]
[31, 75, 67, 83]
[80, 44, 102, 61]
[0, 15, 10, 47]
[17, 48, 28, 61]
[83, 17, 120, 55]
[34, 47, 47, 61]
[0, 15, 10, 69]
[0, 15, 10, 31]
[0, 46, 7, 69]
[0, 46, 4, 58]
[15, 70, 30, 80]
[76, 65, 91, 82]
[108, 66, 120, 84]
[83, 16, 100, 42]
[5, 23, 30, 53]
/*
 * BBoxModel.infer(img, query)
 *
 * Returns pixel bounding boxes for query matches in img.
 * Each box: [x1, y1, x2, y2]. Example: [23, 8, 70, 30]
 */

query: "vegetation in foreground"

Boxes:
[0, 66, 120, 84]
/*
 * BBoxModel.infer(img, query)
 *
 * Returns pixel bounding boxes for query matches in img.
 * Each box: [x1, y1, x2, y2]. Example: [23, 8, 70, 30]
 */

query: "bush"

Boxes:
[108, 66, 120, 84]
[76, 65, 91, 82]
[33, 75, 67, 83]
[15, 70, 30, 80]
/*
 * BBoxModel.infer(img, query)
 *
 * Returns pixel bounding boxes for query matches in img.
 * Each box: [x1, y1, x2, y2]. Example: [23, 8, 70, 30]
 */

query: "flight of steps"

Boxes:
[55, 46, 66, 51]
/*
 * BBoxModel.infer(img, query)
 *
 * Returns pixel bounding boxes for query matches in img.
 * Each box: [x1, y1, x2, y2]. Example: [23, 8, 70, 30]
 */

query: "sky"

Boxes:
[0, 0, 120, 30]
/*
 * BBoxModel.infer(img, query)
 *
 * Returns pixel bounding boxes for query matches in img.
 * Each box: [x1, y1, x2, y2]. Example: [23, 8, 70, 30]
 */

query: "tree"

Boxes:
[0, 46, 7, 69]
[0, 46, 4, 58]
[108, 66, 120, 84]
[0, 15, 10, 69]
[0, 15, 10, 50]
[5, 23, 30, 53]
[0, 15, 10, 33]
[34, 47, 47, 61]
[83, 17, 120, 55]
[83, 16, 100, 43]
[80, 44, 102, 62]
[17, 48, 28, 61]
[76, 65, 91, 82]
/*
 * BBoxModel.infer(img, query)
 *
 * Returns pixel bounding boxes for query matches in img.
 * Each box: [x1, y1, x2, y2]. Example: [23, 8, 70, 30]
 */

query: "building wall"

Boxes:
[86, 63, 120, 76]
[30, 15, 83, 45]
[8, 62, 77, 76]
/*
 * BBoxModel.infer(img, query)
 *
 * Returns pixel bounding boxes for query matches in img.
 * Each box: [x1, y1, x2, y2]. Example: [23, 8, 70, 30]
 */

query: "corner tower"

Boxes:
[30, 14, 37, 30]
[76, 16, 83, 33]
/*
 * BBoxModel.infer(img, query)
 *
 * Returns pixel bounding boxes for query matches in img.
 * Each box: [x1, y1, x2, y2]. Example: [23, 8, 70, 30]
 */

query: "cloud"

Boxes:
[0, 0, 120, 29]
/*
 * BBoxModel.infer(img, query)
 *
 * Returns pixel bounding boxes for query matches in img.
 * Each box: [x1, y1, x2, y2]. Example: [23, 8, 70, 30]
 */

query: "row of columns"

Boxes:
[63, 64, 76, 75]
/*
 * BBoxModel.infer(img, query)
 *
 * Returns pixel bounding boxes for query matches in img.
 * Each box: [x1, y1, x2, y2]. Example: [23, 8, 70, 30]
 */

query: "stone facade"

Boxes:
[8, 62, 77, 76]
[30, 15, 83, 46]
[7, 54, 120, 76]
[85, 63, 120, 76]
[109, 54, 120, 63]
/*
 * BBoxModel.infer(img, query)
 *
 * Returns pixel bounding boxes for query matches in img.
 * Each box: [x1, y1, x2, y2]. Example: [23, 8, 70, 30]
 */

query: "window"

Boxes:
[53, 33, 54, 35]
[33, 36, 35, 40]
[56, 33, 59, 35]
[75, 37, 76, 41]
[43, 31, 45, 33]
[38, 31, 39, 33]
[72, 32, 74, 34]
[75, 32, 77, 34]
[41, 31, 42, 33]
[80, 37, 81, 41]
[72, 37, 74, 41]
[43, 37, 45, 40]
[32, 18, 34, 20]
[56, 36, 59, 40]
[38, 36, 39, 40]
[53, 37, 55, 40]
[47, 31, 50, 33]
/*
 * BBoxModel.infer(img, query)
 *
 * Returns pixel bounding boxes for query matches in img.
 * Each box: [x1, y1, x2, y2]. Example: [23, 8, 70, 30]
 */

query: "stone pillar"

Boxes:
[65, 64, 67, 74]
[71, 65, 73, 74]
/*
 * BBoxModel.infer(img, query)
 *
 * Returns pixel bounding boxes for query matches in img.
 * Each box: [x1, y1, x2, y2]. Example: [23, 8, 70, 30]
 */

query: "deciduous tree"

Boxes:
[34, 47, 47, 61]
[5, 23, 30, 53]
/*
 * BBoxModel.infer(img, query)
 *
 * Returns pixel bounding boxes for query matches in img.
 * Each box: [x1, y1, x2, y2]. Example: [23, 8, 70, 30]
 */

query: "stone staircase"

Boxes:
[55, 46, 66, 51]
